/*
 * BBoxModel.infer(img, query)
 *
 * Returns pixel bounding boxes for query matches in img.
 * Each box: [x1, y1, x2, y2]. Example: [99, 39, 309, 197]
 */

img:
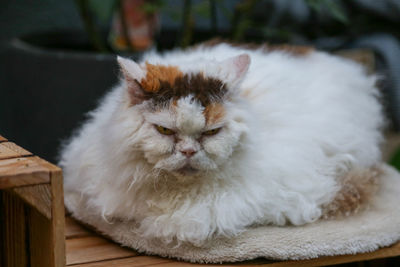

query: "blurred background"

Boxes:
[0, 0, 400, 165]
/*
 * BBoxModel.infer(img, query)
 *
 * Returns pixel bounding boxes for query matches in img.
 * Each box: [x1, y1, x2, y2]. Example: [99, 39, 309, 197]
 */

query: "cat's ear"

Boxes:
[117, 56, 147, 105]
[219, 54, 250, 86]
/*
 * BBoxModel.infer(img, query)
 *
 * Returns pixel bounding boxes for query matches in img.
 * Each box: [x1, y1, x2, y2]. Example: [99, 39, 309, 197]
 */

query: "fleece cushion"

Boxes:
[65, 164, 400, 263]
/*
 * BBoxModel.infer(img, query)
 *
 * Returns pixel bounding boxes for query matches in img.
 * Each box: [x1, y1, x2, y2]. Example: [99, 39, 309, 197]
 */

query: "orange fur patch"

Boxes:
[171, 99, 178, 107]
[268, 44, 313, 56]
[322, 166, 382, 219]
[203, 103, 226, 125]
[201, 38, 313, 56]
[140, 62, 183, 92]
[169, 99, 179, 112]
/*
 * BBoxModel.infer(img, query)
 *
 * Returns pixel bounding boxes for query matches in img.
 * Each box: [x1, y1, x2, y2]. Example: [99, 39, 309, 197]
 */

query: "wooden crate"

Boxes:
[0, 135, 65, 267]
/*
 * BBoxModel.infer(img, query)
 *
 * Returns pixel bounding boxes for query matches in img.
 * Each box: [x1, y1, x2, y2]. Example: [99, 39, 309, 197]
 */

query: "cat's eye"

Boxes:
[155, 125, 175, 135]
[202, 128, 221, 136]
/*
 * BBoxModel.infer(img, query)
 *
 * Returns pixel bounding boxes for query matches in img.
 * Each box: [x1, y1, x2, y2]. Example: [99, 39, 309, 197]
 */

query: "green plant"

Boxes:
[305, 0, 349, 24]
[74, 0, 352, 52]
[74, 0, 163, 53]
[390, 147, 400, 171]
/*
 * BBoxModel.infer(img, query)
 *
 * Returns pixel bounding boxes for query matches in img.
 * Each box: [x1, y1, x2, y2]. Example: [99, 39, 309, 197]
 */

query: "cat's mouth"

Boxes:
[176, 165, 199, 176]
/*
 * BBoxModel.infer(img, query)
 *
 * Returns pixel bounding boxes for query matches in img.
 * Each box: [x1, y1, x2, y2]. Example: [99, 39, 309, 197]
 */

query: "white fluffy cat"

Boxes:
[60, 41, 384, 246]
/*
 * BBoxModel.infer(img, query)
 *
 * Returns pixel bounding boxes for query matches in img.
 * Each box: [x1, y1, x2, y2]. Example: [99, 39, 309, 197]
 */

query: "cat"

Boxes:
[60, 40, 384, 246]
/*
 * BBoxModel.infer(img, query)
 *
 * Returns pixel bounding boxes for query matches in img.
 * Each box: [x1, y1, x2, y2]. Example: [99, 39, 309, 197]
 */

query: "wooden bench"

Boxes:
[1, 135, 400, 266]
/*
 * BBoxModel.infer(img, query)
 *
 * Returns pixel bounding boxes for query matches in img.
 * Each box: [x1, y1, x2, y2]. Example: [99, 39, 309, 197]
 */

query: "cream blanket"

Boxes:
[65, 164, 400, 263]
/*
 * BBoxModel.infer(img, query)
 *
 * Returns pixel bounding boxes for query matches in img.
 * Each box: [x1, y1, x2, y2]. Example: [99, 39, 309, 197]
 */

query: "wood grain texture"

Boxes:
[65, 216, 93, 239]
[0, 142, 32, 160]
[0, 156, 50, 189]
[35, 156, 62, 173]
[0, 135, 7, 142]
[69, 256, 174, 267]
[66, 236, 137, 265]
[12, 183, 52, 219]
[29, 207, 54, 267]
[0, 139, 66, 267]
[51, 170, 66, 267]
[0, 190, 28, 267]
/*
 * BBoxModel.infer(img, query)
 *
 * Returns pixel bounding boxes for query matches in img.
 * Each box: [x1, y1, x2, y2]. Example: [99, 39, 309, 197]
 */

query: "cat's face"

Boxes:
[140, 96, 244, 176]
[117, 54, 250, 177]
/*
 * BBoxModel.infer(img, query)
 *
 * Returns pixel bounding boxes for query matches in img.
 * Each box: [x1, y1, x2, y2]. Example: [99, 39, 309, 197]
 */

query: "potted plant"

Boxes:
[0, 0, 355, 162]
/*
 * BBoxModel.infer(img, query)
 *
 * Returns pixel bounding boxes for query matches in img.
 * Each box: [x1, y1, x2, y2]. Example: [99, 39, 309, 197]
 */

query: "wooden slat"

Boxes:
[0, 191, 28, 267]
[0, 142, 32, 160]
[29, 207, 54, 267]
[37, 157, 62, 173]
[26, 170, 66, 267]
[69, 255, 174, 267]
[141, 261, 231, 266]
[66, 236, 137, 265]
[50, 170, 66, 267]
[0, 156, 50, 189]
[66, 241, 400, 267]
[12, 183, 52, 219]
[0, 135, 7, 142]
[65, 216, 93, 239]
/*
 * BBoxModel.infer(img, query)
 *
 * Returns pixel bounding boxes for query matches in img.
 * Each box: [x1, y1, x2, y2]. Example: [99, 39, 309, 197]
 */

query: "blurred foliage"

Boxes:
[141, 0, 164, 14]
[87, 0, 115, 22]
[86, 0, 163, 23]
[193, 1, 211, 18]
[74, 0, 399, 52]
[74, 0, 108, 52]
[390, 148, 400, 171]
[305, 0, 348, 24]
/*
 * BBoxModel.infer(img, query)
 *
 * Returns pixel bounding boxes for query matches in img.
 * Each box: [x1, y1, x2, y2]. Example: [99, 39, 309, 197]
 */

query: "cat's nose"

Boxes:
[180, 148, 197, 157]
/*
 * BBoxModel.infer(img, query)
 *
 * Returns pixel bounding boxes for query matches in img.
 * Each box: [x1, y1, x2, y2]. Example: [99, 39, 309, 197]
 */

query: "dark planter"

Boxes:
[0, 32, 140, 162]
[0, 28, 215, 163]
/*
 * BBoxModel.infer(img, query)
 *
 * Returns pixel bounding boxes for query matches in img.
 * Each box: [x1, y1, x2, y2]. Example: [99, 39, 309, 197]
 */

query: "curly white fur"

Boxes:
[60, 43, 384, 246]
